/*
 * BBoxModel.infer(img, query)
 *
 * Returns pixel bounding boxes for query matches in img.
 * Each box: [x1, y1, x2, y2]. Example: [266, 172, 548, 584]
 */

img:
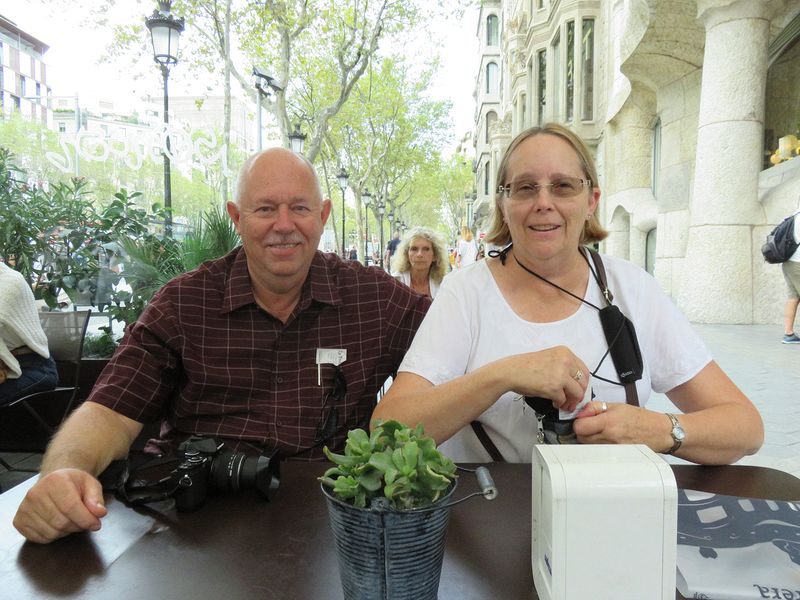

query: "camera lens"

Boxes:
[208, 450, 278, 498]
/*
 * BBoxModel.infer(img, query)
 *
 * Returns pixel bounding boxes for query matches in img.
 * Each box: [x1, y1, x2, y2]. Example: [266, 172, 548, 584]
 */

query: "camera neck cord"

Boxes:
[501, 244, 625, 388]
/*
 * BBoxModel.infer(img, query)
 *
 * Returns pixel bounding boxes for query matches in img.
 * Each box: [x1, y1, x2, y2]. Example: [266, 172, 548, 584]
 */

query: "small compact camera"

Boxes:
[171, 436, 281, 512]
[526, 385, 593, 445]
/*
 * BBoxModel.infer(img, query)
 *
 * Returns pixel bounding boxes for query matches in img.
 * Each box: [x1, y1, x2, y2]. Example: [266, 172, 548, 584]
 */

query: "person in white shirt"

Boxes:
[373, 123, 763, 465]
[455, 226, 478, 269]
[780, 206, 800, 344]
[0, 263, 58, 406]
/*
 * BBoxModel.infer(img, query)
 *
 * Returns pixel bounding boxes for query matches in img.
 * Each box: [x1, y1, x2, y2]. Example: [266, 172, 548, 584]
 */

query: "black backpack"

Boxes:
[761, 213, 799, 264]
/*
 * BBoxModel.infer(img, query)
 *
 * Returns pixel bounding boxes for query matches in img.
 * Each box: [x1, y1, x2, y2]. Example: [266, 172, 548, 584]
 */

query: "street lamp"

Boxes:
[252, 67, 282, 152]
[387, 210, 395, 239]
[471, 189, 477, 229]
[362, 188, 372, 264]
[288, 123, 306, 154]
[465, 191, 475, 229]
[146, 0, 184, 238]
[377, 197, 386, 269]
[336, 167, 349, 257]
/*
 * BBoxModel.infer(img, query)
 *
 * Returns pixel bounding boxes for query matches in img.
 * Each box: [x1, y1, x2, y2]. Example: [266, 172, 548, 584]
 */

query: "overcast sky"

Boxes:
[6, 2, 478, 145]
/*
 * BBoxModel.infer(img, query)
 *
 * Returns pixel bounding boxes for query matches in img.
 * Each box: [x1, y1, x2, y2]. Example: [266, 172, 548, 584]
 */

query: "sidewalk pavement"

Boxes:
[648, 323, 800, 479]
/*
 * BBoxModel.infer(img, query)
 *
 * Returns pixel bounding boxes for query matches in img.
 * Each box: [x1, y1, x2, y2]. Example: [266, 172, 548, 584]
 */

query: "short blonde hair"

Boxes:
[485, 123, 608, 246]
[391, 227, 448, 283]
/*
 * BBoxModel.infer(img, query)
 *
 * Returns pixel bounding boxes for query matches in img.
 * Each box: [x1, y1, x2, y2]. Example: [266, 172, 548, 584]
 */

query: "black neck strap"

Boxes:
[511, 248, 607, 311]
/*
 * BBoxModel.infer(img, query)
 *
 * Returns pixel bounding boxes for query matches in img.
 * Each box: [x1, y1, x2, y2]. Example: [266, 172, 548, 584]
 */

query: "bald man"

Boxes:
[14, 148, 430, 543]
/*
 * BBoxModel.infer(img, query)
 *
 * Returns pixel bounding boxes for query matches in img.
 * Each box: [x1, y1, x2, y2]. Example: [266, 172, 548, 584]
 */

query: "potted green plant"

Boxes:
[319, 420, 458, 600]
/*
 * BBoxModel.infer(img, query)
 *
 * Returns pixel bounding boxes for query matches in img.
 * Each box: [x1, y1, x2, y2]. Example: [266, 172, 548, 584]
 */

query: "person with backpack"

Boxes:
[779, 207, 800, 343]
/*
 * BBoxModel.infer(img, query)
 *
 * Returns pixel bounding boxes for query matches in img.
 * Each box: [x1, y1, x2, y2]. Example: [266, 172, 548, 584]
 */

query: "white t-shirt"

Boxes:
[398, 252, 712, 462]
[457, 238, 478, 268]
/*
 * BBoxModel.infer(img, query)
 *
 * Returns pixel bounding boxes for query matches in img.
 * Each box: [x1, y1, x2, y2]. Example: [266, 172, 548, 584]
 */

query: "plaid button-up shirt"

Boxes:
[89, 248, 430, 458]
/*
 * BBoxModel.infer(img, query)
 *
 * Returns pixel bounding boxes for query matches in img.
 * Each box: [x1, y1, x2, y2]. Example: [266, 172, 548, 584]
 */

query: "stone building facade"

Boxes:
[472, 0, 800, 324]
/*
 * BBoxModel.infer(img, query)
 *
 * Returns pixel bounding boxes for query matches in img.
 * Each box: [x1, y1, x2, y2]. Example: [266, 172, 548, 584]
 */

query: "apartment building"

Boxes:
[473, 0, 800, 324]
[0, 14, 50, 124]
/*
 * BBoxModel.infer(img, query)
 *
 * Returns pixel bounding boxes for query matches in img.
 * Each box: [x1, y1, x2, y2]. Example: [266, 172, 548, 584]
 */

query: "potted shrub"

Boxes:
[319, 420, 458, 600]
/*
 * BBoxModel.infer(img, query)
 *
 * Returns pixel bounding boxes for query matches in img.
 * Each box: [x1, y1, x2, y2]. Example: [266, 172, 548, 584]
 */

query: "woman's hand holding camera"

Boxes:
[504, 345, 589, 413]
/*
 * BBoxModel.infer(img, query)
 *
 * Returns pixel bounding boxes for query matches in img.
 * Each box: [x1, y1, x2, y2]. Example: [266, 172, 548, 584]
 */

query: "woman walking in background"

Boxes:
[456, 225, 478, 269]
[391, 227, 448, 299]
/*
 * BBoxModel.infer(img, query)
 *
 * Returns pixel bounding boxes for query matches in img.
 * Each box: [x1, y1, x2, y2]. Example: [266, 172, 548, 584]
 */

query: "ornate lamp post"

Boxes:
[252, 67, 282, 152]
[336, 167, 349, 257]
[362, 188, 372, 264]
[377, 198, 386, 269]
[471, 189, 478, 229]
[146, 0, 184, 238]
[387, 210, 395, 241]
[465, 191, 476, 229]
[288, 123, 306, 154]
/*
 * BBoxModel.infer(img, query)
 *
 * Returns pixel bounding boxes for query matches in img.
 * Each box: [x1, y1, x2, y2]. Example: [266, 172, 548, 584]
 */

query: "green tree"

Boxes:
[318, 56, 453, 258]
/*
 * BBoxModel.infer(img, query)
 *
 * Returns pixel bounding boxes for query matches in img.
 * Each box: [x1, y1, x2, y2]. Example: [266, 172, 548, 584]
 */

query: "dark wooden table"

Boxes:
[1, 462, 798, 599]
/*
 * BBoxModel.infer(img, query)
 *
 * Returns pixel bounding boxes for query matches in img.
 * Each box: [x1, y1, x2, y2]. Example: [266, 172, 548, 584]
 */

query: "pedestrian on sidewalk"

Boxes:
[780, 205, 800, 344]
[456, 225, 478, 269]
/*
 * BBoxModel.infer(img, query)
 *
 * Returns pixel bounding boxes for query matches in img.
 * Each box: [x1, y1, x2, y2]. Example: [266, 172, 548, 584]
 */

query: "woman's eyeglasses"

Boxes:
[315, 366, 346, 443]
[497, 177, 591, 201]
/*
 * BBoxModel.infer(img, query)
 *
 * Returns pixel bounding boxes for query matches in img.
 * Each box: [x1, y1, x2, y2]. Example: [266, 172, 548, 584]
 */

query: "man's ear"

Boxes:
[320, 199, 332, 226]
[226, 201, 241, 232]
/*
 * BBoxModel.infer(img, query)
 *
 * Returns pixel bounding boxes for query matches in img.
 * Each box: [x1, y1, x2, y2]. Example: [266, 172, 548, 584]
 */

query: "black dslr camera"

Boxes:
[171, 436, 280, 512]
[113, 436, 280, 512]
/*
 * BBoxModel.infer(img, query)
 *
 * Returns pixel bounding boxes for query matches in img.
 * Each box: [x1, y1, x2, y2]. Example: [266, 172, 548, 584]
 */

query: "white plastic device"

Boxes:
[531, 444, 677, 600]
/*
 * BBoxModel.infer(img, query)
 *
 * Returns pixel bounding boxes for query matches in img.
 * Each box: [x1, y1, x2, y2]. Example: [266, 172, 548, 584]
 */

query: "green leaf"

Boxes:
[357, 469, 383, 492]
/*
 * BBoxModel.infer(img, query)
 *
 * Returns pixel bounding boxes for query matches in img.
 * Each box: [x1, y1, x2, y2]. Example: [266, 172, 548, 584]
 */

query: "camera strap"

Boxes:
[586, 250, 641, 407]
[101, 454, 187, 507]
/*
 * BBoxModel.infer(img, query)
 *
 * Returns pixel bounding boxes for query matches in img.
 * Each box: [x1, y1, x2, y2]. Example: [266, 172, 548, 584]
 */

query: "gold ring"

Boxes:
[573, 369, 583, 382]
[600, 402, 608, 413]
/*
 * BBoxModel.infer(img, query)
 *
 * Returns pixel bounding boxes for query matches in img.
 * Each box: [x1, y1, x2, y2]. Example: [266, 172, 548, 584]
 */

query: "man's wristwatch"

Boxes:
[665, 413, 685, 455]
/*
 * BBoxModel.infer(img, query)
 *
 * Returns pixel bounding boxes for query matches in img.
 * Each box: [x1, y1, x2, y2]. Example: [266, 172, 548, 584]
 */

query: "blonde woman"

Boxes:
[456, 225, 478, 269]
[374, 123, 763, 464]
[391, 227, 448, 299]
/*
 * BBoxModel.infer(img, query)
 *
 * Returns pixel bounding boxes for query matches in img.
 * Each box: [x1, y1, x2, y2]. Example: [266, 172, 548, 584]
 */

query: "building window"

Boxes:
[538, 0, 545, 8]
[552, 33, 561, 119]
[487, 14, 499, 47]
[581, 19, 595, 120]
[20, 75, 26, 97]
[565, 21, 575, 122]
[645, 228, 657, 275]
[484, 160, 491, 195]
[537, 49, 546, 124]
[486, 62, 499, 94]
[651, 117, 661, 199]
[12, 95, 21, 110]
[58, 122, 66, 133]
[35, 82, 41, 98]
[520, 93, 526, 129]
[486, 111, 497, 143]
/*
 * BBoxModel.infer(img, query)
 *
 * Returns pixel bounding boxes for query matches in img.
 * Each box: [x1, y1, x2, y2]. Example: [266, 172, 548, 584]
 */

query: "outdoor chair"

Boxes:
[0, 309, 91, 470]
